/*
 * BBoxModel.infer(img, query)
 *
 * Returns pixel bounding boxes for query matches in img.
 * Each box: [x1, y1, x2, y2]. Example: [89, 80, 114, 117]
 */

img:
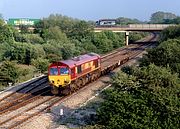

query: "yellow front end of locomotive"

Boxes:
[48, 75, 71, 88]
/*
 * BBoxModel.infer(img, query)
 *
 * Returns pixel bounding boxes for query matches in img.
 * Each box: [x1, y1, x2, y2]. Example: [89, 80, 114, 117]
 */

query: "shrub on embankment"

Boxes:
[82, 25, 180, 129]
[97, 64, 180, 129]
[140, 26, 180, 75]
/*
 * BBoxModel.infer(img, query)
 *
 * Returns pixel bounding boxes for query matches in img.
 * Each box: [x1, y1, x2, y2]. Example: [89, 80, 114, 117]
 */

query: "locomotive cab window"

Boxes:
[50, 68, 58, 75]
[60, 67, 69, 75]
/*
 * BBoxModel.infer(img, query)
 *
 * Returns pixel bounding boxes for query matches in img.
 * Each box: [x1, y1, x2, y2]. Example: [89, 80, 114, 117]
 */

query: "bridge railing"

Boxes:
[128, 24, 176, 29]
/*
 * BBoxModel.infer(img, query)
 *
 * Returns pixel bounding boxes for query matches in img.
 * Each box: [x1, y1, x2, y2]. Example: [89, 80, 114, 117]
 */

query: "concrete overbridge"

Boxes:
[94, 24, 176, 45]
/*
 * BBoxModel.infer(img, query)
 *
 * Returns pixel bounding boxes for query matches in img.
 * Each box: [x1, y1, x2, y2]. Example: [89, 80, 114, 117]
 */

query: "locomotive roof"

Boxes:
[60, 53, 100, 68]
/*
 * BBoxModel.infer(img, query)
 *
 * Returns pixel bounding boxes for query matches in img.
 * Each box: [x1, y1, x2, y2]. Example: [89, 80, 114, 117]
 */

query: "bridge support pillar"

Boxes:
[125, 32, 129, 46]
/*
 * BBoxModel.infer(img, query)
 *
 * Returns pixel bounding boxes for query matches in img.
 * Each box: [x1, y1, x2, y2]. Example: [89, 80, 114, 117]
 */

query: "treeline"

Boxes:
[0, 15, 125, 64]
[0, 14, 148, 89]
[116, 11, 180, 24]
[83, 26, 180, 128]
[150, 11, 180, 24]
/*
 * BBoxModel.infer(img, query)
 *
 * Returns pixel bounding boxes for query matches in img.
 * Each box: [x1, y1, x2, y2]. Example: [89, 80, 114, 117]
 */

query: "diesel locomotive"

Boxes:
[48, 53, 101, 95]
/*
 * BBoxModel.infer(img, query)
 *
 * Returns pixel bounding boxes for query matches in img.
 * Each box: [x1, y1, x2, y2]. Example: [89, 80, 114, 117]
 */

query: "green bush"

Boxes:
[160, 25, 180, 42]
[92, 32, 113, 53]
[0, 20, 14, 44]
[129, 32, 146, 42]
[97, 65, 180, 129]
[4, 42, 45, 65]
[17, 65, 36, 82]
[140, 39, 180, 75]
[0, 60, 20, 85]
[31, 58, 49, 73]
[104, 31, 124, 48]
[23, 34, 44, 44]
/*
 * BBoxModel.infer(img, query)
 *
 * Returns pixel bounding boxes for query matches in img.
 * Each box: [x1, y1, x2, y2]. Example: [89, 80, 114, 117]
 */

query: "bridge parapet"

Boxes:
[129, 24, 175, 30]
[94, 24, 176, 32]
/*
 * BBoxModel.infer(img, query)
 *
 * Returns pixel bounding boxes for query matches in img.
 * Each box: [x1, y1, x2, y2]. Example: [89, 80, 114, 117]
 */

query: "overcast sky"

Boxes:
[0, 0, 179, 21]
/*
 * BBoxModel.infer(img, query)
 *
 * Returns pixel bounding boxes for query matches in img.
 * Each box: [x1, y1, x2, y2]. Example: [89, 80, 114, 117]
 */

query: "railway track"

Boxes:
[0, 95, 56, 128]
[0, 34, 157, 128]
[0, 77, 48, 113]
[101, 33, 157, 62]
[0, 86, 50, 115]
[0, 76, 47, 102]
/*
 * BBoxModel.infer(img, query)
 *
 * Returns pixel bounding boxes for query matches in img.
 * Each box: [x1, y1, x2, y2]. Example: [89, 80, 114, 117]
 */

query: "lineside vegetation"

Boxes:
[0, 14, 146, 90]
[82, 25, 180, 129]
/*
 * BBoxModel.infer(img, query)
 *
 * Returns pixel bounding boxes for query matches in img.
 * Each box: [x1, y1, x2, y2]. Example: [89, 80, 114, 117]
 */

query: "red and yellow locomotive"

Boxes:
[48, 53, 101, 95]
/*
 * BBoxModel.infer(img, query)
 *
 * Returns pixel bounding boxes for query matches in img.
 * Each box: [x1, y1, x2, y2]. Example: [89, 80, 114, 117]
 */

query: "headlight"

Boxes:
[64, 78, 70, 83]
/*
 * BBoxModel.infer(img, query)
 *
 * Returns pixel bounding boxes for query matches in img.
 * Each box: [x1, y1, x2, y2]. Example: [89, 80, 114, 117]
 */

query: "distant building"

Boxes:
[7, 18, 40, 32]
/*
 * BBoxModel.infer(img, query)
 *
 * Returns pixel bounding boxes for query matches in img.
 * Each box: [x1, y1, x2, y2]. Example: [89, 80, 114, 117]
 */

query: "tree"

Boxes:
[162, 17, 180, 24]
[43, 26, 69, 42]
[97, 65, 180, 129]
[31, 58, 49, 73]
[35, 14, 78, 36]
[42, 40, 63, 61]
[150, 11, 177, 23]
[116, 17, 142, 25]
[19, 34, 44, 44]
[129, 32, 145, 42]
[0, 20, 14, 43]
[140, 39, 180, 75]
[4, 42, 45, 65]
[173, 17, 180, 24]
[0, 60, 20, 84]
[68, 20, 93, 40]
[140, 26, 180, 75]
[0, 43, 11, 62]
[104, 31, 124, 48]
[80, 38, 98, 53]
[92, 32, 113, 53]
[160, 25, 180, 42]
[61, 43, 77, 59]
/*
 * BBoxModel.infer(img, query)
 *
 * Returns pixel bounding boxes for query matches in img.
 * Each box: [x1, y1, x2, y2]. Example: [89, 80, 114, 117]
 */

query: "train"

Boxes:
[48, 52, 129, 95]
[48, 53, 101, 95]
[96, 19, 116, 26]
